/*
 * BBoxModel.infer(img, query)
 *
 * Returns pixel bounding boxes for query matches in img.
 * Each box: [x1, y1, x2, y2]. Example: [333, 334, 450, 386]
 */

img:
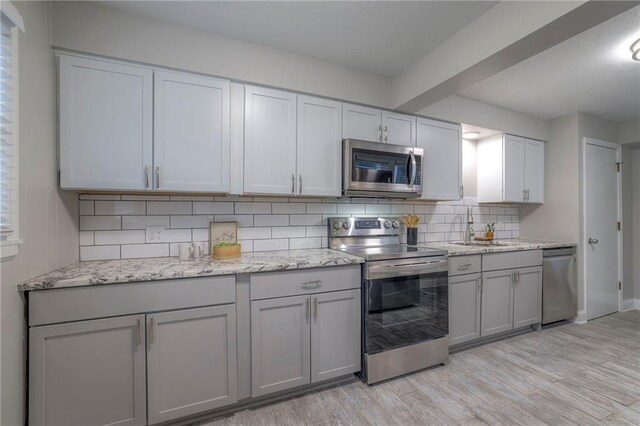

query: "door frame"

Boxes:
[581, 137, 622, 320]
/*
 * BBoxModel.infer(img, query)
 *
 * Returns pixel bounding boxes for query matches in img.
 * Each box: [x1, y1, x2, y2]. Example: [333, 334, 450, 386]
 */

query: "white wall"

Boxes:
[619, 118, 640, 145]
[50, 1, 391, 108]
[0, 2, 79, 425]
[633, 148, 640, 303]
[417, 95, 549, 141]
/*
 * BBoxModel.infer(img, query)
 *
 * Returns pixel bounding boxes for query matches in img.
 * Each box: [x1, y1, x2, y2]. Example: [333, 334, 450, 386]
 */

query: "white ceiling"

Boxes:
[99, 1, 496, 77]
[459, 5, 640, 123]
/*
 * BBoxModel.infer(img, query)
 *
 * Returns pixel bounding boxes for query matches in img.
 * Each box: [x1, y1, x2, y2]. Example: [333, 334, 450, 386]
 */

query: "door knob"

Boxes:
[588, 238, 599, 245]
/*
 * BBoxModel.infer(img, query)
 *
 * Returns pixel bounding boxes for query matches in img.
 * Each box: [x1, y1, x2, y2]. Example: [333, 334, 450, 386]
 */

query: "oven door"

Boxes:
[343, 139, 422, 196]
[363, 258, 448, 355]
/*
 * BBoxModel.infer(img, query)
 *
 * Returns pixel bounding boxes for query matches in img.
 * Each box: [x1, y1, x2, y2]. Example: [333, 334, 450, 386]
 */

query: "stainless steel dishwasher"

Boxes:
[542, 247, 577, 324]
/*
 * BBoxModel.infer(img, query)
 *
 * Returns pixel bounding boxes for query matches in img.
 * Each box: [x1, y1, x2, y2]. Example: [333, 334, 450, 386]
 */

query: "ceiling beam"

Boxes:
[392, 1, 640, 114]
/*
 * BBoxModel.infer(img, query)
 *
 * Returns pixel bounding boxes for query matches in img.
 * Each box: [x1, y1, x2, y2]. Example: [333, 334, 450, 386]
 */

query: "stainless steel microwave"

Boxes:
[342, 139, 423, 198]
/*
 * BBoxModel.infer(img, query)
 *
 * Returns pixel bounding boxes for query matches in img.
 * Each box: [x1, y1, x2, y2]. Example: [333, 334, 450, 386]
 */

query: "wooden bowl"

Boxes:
[212, 244, 241, 259]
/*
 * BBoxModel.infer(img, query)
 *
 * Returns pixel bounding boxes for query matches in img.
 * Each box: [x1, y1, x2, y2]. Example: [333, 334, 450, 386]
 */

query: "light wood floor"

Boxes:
[194, 311, 640, 425]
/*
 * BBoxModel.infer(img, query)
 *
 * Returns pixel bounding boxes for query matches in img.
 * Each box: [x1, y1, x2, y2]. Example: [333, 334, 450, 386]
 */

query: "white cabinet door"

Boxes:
[244, 86, 297, 195]
[297, 96, 342, 197]
[153, 71, 230, 192]
[251, 295, 311, 396]
[311, 290, 361, 383]
[59, 55, 153, 190]
[381, 111, 416, 145]
[417, 118, 463, 200]
[480, 270, 514, 337]
[29, 315, 146, 426]
[524, 139, 545, 203]
[503, 135, 526, 202]
[147, 305, 237, 425]
[342, 103, 382, 142]
[449, 273, 482, 346]
[513, 267, 543, 329]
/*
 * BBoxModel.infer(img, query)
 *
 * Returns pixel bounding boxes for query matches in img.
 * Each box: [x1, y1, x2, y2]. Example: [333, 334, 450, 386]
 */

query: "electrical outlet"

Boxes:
[146, 226, 165, 242]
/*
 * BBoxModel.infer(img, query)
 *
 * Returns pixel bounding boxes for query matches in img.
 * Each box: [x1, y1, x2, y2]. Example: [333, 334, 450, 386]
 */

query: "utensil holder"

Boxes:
[407, 227, 418, 246]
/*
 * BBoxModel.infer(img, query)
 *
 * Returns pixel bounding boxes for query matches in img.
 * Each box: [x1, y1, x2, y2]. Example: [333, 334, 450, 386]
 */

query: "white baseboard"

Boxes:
[573, 310, 588, 324]
[622, 299, 640, 311]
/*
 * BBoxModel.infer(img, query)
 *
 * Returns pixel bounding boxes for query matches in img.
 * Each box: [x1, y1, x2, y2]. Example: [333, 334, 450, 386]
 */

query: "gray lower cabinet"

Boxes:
[311, 289, 361, 382]
[448, 273, 481, 346]
[29, 315, 147, 426]
[147, 305, 237, 424]
[513, 266, 543, 328]
[251, 295, 311, 397]
[251, 289, 361, 397]
[480, 269, 514, 337]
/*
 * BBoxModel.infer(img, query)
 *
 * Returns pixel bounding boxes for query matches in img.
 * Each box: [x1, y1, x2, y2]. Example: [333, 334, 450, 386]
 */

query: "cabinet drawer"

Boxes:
[29, 275, 235, 326]
[251, 266, 360, 300]
[448, 255, 481, 276]
[482, 250, 542, 272]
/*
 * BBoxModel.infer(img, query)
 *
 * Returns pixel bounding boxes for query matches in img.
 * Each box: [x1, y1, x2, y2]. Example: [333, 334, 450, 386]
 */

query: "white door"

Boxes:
[503, 135, 526, 202]
[29, 315, 146, 426]
[147, 306, 237, 424]
[417, 118, 462, 200]
[244, 86, 297, 195]
[585, 139, 620, 320]
[342, 103, 382, 142]
[153, 71, 230, 192]
[524, 139, 545, 203]
[311, 290, 361, 383]
[297, 96, 342, 197]
[251, 295, 311, 397]
[448, 273, 482, 346]
[59, 55, 153, 190]
[381, 111, 416, 145]
[480, 270, 514, 337]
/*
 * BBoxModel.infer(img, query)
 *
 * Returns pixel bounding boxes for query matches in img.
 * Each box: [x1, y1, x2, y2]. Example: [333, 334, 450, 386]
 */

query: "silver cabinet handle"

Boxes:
[588, 238, 599, 245]
[523, 189, 527, 201]
[135, 318, 141, 347]
[378, 125, 382, 142]
[144, 166, 150, 189]
[460, 185, 464, 198]
[155, 166, 160, 189]
[291, 174, 295, 194]
[299, 175, 302, 194]
[302, 280, 322, 289]
[516, 271, 520, 285]
[148, 317, 155, 344]
[383, 125, 388, 143]
[458, 263, 472, 270]
[314, 297, 318, 321]
[305, 298, 310, 324]
[477, 278, 482, 292]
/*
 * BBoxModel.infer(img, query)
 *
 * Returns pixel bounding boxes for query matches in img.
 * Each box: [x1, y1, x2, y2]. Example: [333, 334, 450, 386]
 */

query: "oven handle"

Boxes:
[408, 151, 417, 186]
[366, 259, 448, 280]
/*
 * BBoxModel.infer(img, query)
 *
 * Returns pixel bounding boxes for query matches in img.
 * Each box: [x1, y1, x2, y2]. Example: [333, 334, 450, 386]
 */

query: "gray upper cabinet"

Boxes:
[513, 266, 543, 329]
[449, 273, 481, 346]
[251, 295, 311, 397]
[147, 305, 237, 425]
[29, 315, 147, 426]
[311, 289, 361, 382]
[480, 269, 514, 337]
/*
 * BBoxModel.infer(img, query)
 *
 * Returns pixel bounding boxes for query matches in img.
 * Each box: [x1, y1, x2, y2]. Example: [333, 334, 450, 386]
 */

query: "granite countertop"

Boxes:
[420, 239, 577, 256]
[18, 249, 365, 292]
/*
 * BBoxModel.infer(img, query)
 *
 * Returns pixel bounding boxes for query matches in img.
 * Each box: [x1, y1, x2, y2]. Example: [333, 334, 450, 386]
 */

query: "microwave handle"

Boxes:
[408, 151, 417, 186]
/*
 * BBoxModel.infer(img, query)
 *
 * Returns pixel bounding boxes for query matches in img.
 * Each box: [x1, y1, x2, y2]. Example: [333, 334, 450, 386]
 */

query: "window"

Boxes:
[0, 2, 23, 260]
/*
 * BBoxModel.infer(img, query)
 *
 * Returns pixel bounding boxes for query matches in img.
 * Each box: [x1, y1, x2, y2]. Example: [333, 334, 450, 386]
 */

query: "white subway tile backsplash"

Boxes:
[254, 239, 289, 252]
[254, 215, 289, 227]
[147, 201, 192, 215]
[77, 194, 519, 261]
[80, 216, 121, 231]
[95, 230, 145, 245]
[121, 244, 169, 259]
[170, 215, 213, 229]
[80, 245, 120, 261]
[122, 216, 170, 230]
[235, 202, 271, 214]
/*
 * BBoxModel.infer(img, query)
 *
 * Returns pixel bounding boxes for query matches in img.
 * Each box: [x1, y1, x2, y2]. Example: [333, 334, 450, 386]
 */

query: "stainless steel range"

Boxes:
[328, 216, 449, 384]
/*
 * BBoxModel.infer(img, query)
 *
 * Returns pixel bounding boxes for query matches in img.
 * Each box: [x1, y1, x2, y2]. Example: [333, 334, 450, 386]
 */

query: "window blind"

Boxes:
[0, 14, 17, 241]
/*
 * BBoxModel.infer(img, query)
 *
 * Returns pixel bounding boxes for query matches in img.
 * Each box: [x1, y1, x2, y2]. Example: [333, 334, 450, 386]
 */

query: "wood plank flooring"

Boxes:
[192, 311, 640, 425]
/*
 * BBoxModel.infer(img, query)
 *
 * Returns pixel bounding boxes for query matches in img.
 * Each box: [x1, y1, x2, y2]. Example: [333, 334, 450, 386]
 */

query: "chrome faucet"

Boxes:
[464, 205, 474, 244]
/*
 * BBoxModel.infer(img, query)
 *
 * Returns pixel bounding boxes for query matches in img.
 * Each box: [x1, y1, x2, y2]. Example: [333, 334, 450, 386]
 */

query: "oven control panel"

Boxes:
[328, 217, 401, 237]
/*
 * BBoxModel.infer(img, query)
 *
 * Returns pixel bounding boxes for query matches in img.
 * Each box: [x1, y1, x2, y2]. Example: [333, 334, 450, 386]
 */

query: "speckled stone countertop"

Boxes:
[420, 239, 576, 257]
[18, 249, 365, 291]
